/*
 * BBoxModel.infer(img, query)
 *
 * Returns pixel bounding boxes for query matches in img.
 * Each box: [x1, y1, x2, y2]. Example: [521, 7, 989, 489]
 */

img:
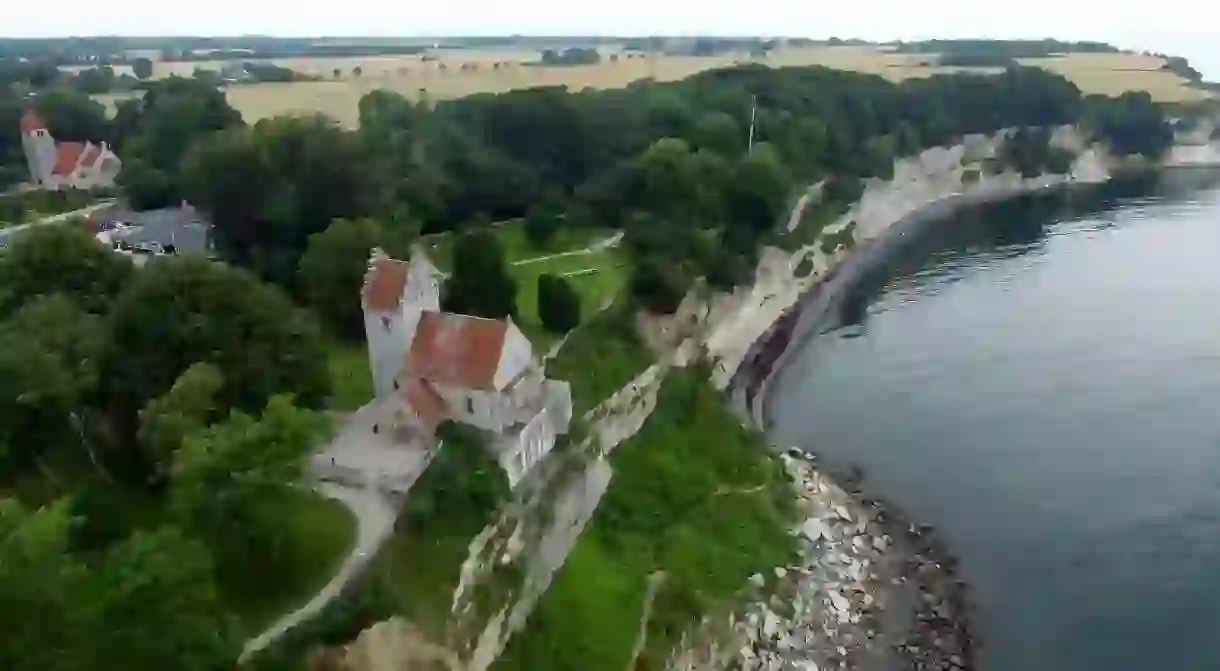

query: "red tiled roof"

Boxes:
[403, 378, 448, 426]
[20, 110, 46, 134]
[406, 312, 509, 391]
[362, 257, 411, 312]
[80, 144, 102, 169]
[51, 142, 85, 176]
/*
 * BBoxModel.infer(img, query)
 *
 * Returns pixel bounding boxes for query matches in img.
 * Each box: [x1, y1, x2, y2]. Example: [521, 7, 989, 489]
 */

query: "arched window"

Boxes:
[381, 315, 392, 332]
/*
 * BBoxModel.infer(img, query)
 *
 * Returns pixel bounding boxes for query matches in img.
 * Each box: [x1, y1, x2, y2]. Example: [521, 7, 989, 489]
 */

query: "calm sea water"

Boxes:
[768, 170, 1220, 671]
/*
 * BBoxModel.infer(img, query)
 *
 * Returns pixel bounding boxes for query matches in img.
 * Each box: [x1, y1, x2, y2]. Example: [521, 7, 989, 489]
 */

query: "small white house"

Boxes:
[20, 110, 121, 190]
[361, 247, 572, 486]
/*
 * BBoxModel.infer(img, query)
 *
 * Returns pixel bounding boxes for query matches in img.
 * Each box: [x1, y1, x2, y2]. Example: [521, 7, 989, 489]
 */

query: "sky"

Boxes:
[7, 1, 1220, 77]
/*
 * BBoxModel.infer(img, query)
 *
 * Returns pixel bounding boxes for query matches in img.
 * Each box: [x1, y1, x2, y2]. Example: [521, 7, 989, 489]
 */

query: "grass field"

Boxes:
[93, 46, 1211, 127]
[326, 339, 373, 412]
[512, 249, 627, 333]
[421, 220, 627, 340]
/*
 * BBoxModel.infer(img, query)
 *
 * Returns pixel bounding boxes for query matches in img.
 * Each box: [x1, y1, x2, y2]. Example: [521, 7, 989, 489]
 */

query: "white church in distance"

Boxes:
[20, 110, 122, 191]
[360, 247, 573, 487]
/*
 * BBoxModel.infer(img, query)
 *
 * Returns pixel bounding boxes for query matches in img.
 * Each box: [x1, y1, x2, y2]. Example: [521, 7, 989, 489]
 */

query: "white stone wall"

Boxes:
[492, 323, 534, 391]
[365, 306, 417, 399]
[494, 408, 558, 487]
[364, 261, 440, 399]
[406, 260, 441, 312]
[434, 385, 525, 433]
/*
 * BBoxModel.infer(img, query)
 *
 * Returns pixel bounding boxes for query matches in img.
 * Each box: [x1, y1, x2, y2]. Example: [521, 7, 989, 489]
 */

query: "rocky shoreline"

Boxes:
[717, 173, 1113, 671]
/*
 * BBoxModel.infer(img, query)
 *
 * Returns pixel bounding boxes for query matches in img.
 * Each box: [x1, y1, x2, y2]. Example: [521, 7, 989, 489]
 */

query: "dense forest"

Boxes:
[0, 53, 1183, 670]
[4, 61, 1174, 306]
[147, 64, 1175, 308]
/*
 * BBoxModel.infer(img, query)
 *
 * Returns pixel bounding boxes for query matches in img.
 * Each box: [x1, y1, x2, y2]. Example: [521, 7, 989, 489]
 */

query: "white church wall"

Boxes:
[492, 323, 534, 391]
[365, 306, 417, 399]
[494, 407, 558, 487]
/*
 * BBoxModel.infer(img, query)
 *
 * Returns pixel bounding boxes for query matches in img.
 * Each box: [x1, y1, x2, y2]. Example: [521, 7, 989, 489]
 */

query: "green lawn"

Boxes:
[220, 487, 357, 634]
[422, 219, 615, 271]
[326, 340, 373, 412]
[511, 249, 628, 336]
[549, 303, 653, 415]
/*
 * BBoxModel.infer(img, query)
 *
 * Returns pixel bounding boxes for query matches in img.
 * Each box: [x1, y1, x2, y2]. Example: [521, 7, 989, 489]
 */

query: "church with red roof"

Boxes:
[19, 109, 122, 191]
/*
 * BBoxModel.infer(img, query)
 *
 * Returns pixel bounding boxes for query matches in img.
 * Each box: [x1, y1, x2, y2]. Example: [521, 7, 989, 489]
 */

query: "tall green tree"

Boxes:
[137, 362, 223, 479]
[8, 294, 104, 398]
[170, 394, 331, 597]
[0, 499, 238, 671]
[0, 328, 76, 469]
[537, 274, 582, 333]
[0, 499, 91, 671]
[35, 88, 113, 144]
[443, 229, 517, 319]
[132, 57, 154, 80]
[103, 256, 330, 447]
[725, 143, 792, 242]
[298, 217, 416, 337]
[182, 115, 387, 286]
[88, 526, 239, 670]
[115, 76, 244, 210]
[0, 224, 132, 316]
[691, 111, 744, 157]
[524, 206, 562, 248]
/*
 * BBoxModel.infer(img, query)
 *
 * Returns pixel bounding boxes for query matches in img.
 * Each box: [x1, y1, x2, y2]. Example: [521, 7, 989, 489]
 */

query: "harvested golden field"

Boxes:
[92, 46, 1209, 127]
[1020, 53, 1211, 103]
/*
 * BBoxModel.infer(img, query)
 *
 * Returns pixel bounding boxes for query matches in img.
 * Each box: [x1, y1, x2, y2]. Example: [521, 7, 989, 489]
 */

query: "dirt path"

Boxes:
[0, 200, 115, 244]
[240, 481, 398, 661]
[510, 231, 623, 266]
[785, 180, 826, 232]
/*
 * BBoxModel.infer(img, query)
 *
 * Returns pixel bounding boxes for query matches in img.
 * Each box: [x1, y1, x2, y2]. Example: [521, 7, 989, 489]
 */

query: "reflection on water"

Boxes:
[768, 170, 1220, 671]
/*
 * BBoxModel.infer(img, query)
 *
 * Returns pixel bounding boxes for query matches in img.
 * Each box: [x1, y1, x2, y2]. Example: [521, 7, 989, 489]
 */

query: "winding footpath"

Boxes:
[0, 200, 115, 244]
[509, 231, 623, 265]
[239, 481, 397, 661]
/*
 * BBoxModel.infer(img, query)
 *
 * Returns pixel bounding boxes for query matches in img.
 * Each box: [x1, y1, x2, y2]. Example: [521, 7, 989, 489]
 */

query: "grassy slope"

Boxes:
[548, 303, 652, 416]
[325, 339, 373, 412]
[362, 423, 509, 638]
[495, 368, 797, 671]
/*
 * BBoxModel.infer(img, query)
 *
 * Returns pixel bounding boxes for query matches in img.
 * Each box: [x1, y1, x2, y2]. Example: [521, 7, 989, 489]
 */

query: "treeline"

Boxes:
[537, 48, 601, 66]
[896, 38, 1119, 57]
[0, 37, 426, 66]
[1158, 55, 1204, 83]
[0, 223, 337, 671]
[69, 62, 1165, 320]
[5, 60, 1177, 319]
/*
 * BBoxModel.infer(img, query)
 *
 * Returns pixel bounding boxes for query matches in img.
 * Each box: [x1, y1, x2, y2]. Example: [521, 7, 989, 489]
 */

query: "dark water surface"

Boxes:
[768, 171, 1220, 671]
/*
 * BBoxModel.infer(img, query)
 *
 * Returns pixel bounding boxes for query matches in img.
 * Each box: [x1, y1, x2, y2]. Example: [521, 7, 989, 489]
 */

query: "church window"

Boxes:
[381, 315, 392, 332]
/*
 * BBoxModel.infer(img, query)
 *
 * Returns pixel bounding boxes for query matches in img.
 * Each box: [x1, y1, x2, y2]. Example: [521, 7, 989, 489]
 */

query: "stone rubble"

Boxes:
[668, 449, 978, 671]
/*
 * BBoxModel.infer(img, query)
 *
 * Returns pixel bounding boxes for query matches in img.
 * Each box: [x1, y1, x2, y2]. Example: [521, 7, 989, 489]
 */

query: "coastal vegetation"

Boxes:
[0, 33, 1192, 671]
[496, 366, 797, 671]
[0, 225, 345, 671]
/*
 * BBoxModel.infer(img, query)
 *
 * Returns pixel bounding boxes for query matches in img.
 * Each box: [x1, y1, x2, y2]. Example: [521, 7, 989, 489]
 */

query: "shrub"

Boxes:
[537, 274, 582, 333]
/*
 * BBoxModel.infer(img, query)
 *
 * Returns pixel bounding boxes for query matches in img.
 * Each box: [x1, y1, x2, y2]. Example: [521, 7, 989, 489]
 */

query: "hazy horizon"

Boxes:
[6, 3, 1220, 77]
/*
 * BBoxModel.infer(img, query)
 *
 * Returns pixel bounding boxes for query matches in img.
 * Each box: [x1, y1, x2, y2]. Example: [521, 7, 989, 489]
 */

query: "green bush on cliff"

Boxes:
[549, 301, 652, 415]
[496, 366, 797, 671]
[367, 422, 509, 639]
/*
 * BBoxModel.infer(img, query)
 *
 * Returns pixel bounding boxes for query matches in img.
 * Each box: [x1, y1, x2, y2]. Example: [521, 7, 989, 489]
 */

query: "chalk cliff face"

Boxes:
[333, 123, 1220, 671]
[702, 127, 1120, 397]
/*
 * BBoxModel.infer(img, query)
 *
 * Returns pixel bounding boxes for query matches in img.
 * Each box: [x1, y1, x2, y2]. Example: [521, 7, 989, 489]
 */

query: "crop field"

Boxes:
[92, 46, 1210, 126]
